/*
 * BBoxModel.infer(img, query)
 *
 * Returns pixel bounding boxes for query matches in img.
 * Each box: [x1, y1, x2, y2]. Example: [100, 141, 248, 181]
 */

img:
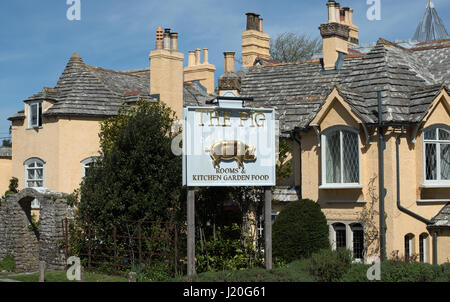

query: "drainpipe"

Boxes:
[377, 88, 387, 261]
[395, 128, 438, 265]
[292, 128, 302, 199]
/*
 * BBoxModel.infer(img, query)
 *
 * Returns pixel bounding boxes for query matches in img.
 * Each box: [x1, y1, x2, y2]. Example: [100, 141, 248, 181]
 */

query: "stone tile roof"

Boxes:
[240, 38, 450, 133]
[430, 203, 450, 228]
[0, 147, 12, 157]
[10, 53, 212, 120]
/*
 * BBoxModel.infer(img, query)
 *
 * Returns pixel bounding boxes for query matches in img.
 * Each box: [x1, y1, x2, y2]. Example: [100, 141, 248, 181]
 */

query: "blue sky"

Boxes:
[0, 0, 449, 138]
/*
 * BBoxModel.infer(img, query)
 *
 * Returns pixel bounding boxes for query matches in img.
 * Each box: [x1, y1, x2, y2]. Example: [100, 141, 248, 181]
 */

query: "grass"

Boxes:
[176, 259, 315, 282]
[0, 270, 128, 282]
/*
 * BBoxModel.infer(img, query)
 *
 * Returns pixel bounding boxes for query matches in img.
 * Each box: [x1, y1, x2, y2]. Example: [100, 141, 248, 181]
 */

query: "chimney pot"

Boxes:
[223, 51, 236, 73]
[327, 1, 337, 23]
[170, 33, 178, 51]
[155, 27, 163, 50]
[259, 18, 263, 32]
[188, 51, 195, 67]
[195, 48, 201, 65]
[163, 28, 171, 50]
[246, 12, 260, 31]
[203, 48, 209, 64]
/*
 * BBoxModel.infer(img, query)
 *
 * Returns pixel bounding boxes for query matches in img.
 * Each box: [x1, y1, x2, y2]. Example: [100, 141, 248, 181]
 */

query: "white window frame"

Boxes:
[350, 223, 364, 262]
[419, 233, 428, 263]
[320, 126, 361, 188]
[81, 157, 99, 178]
[27, 101, 43, 129]
[24, 157, 45, 189]
[422, 125, 450, 186]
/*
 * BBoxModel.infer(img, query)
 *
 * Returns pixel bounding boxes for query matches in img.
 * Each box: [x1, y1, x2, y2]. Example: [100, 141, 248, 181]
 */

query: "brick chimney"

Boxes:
[319, 1, 355, 71]
[183, 47, 216, 94]
[150, 27, 184, 118]
[242, 12, 270, 67]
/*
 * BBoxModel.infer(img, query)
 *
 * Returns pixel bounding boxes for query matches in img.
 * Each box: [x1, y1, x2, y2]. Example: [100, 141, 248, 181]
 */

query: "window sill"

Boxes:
[319, 184, 363, 190]
[26, 126, 43, 130]
[417, 199, 450, 204]
[325, 200, 367, 203]
[420, 183, 450, 189]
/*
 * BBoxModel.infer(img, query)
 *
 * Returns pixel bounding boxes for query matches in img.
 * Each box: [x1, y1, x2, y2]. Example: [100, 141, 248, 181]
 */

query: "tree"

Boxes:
[78, 99, 182, 228]
[270, 32, 322, 63]
[1, 139, 11, 147]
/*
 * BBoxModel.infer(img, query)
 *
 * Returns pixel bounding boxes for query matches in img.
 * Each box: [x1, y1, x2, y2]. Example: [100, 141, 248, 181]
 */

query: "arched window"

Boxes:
[351, 223, 364, 260]
[321, 127, 360, 186]
[24, 158, 45, 188]
[81, 157, 99, 178]
[419, 233, 428, 263]
[423, 125, 450, 184]
[404, 233, 414, 262]
[332, 223, 347, 249]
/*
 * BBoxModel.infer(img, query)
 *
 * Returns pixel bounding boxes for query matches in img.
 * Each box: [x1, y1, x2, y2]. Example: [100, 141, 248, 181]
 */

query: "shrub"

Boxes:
[435, 263, 450, 282]
[273, 199, 329, 262]
[339, 263, 372, 282]
[308, 248, 353, 282]
[196, 223, 263, 273]
[0, 255, 16, 272]
[381, 260, 437, 282]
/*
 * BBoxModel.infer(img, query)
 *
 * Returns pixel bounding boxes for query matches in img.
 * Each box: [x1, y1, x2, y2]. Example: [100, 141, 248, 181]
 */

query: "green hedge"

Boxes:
[272, 199, 329, 263]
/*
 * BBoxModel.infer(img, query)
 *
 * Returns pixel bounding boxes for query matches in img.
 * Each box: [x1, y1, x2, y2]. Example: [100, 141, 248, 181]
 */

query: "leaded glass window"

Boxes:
[323, 128, 360, 185]
[333, 223, 346, 249]
[424, 127, 450, 183]
[352, 224, 364, 260]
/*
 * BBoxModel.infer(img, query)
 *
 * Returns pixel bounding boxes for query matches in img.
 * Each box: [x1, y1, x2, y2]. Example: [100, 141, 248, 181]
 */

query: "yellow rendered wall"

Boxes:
[299, 94, 450, 263]
[0, 157, 12, 195]
[11, 114, 102, 194]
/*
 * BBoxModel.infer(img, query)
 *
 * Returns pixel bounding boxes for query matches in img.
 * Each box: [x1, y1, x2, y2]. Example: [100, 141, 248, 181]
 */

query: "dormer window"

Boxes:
[27, 101, 42, 128]
[423, 126, 450, 184]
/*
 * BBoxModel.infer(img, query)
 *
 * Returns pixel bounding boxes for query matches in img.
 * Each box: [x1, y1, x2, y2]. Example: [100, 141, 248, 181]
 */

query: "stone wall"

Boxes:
[0, 188, 74, 272]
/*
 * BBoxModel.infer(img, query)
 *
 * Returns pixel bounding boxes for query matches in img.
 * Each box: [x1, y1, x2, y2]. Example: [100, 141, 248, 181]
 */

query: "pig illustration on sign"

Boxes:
[205, 140, 256, 169]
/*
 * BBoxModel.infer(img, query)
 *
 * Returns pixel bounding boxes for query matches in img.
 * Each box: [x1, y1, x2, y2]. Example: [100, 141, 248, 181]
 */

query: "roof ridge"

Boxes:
[85, 65, 142, 77]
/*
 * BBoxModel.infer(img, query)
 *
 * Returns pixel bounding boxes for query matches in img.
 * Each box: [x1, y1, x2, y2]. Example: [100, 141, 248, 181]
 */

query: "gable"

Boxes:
[423, 90, 450, 128]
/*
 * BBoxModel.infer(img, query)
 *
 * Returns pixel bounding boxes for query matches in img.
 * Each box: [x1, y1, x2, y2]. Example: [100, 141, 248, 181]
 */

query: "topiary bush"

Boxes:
[272, 199, 329, 262]
[308, 248, 353, 282]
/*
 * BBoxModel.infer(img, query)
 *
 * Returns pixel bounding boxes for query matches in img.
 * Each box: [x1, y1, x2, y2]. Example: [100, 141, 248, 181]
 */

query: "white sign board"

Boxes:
[183, 99, 276, 187]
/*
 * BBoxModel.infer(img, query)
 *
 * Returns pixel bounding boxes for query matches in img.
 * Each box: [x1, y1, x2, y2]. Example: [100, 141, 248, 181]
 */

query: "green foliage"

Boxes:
[28, 214, 40, 232]
[308, 248, 353, 282]
[130, 262, 170, 282]
[339, 263, 372, 282]
[180, 258, 314, 282]
[77, 99, 181, 228]
[0, 255, 16, 272]
[270, 32, 322, 63]
[276, 139, 293, 180]
[272, 199, 329, 262]
[196, 223, 263, 273]
[381, 260, 438, 282]
[1, 139, 11, 147]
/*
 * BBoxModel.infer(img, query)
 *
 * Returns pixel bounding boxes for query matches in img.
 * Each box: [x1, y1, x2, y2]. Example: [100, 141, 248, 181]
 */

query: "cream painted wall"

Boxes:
[11, 114, 102, 194]
[0, 157, 12, 195]
[298, 93, 450, 263]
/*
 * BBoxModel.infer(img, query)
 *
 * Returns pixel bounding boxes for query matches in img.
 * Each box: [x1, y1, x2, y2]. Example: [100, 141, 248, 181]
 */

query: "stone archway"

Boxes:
[0, 188, 73, 272]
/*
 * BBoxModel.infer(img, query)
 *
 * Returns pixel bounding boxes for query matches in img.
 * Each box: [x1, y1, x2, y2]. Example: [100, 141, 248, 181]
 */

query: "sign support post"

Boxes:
[187, 187, 195, 276]
[264, 186, 272, 270]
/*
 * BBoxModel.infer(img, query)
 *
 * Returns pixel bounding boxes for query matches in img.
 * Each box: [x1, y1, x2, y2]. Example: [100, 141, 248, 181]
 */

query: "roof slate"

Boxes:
[0, 147, 12, 157]
[430, 203, 450, 228]
[240, 38, 450, 132]
[11, 53, 212, 120]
